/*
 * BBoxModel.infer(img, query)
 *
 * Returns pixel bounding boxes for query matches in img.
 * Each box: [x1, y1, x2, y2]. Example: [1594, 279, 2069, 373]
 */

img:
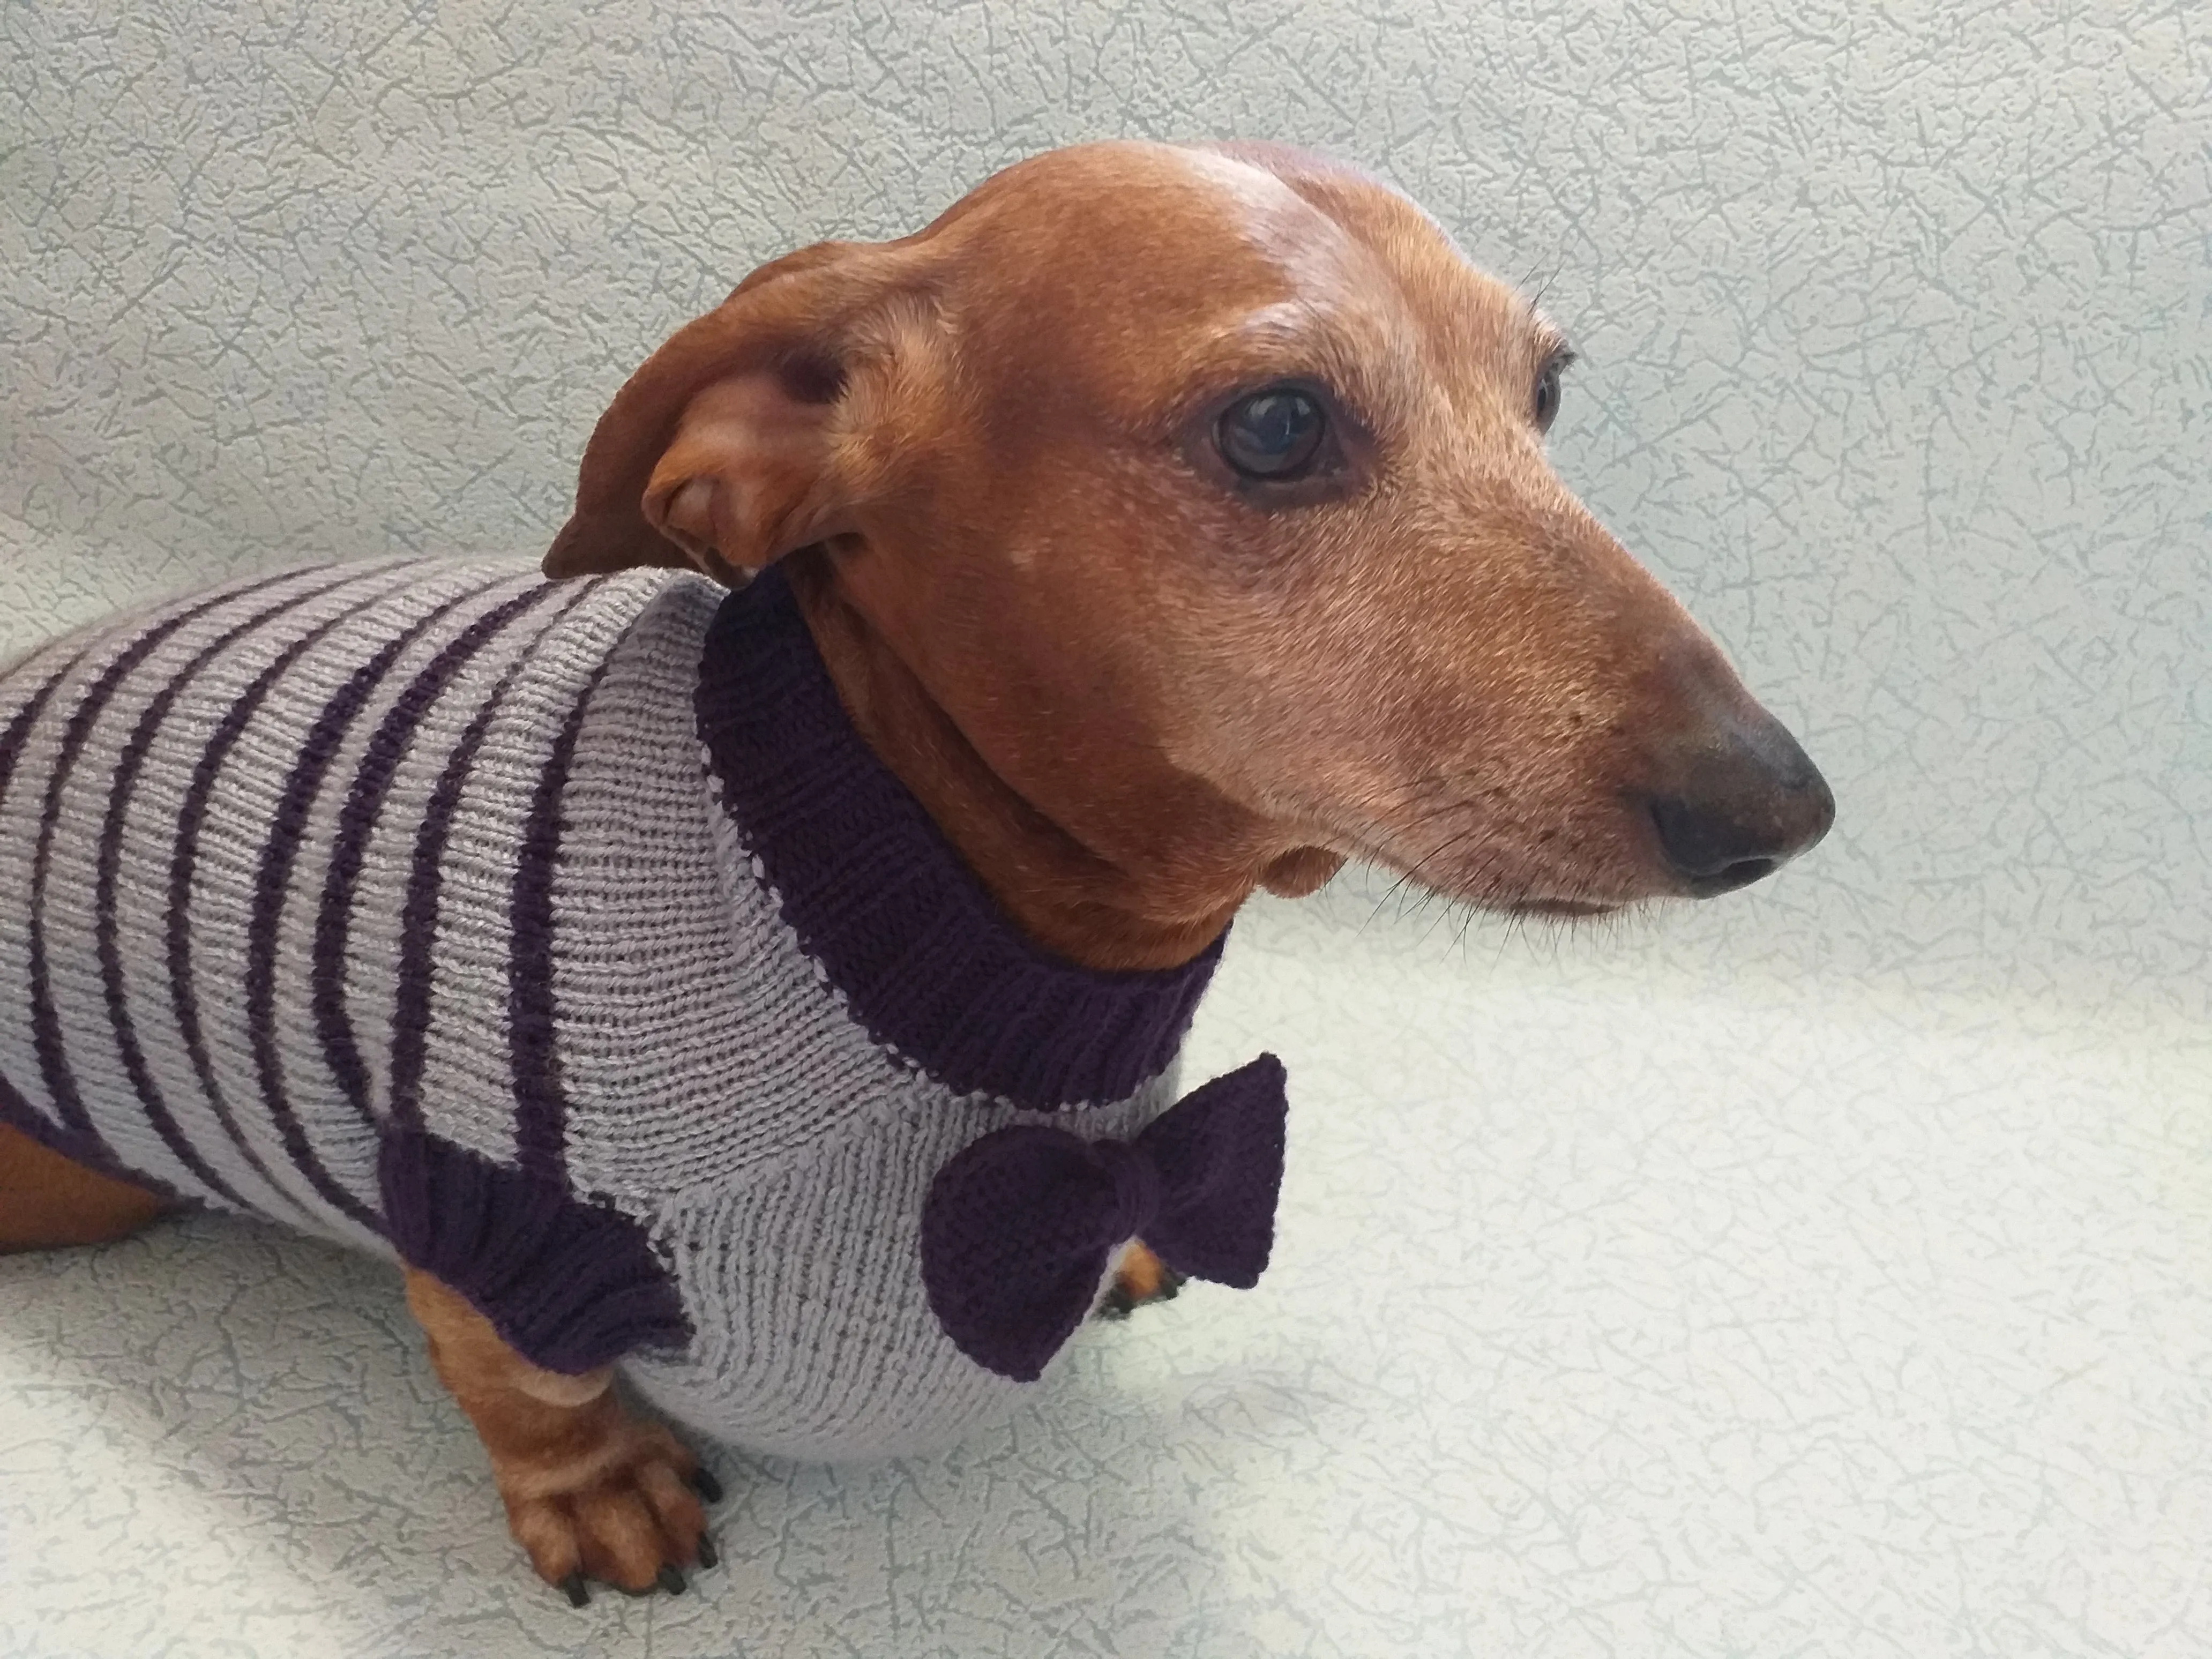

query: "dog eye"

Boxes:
[1216, 387, 1327, 480]
[1532, 356, 1568, 434]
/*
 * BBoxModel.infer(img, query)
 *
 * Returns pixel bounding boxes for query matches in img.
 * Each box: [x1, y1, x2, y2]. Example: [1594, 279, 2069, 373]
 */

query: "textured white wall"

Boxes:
[4, 0, 2206, 1018]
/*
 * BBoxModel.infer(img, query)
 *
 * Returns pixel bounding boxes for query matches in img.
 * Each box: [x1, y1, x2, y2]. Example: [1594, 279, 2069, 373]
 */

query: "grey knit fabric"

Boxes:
[0, 556, 1200, 1461]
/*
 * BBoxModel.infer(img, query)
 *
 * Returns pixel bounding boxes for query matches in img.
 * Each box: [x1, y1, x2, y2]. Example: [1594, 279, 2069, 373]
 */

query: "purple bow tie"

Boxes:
[920, 1054, 1288, 1382]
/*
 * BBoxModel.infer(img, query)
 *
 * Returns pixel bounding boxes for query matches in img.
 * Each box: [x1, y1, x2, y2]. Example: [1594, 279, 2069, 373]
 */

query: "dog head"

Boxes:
[548, 140, 1832, 932]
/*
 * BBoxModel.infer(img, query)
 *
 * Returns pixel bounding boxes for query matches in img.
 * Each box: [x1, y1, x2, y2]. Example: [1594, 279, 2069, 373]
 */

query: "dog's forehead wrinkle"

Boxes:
[1184, 300, 1411, 416]
[1194, 300, 1339, 373]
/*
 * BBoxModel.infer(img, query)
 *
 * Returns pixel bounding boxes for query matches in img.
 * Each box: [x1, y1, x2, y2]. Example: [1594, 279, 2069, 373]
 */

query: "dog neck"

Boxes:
[782, 551, 1255, 974]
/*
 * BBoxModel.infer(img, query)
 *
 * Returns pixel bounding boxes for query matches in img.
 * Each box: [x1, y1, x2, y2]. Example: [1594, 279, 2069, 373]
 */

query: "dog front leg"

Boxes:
[402, 1267, 719, 1603]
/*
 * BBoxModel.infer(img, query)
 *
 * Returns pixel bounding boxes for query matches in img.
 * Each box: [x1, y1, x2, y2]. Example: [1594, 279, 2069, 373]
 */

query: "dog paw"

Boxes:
[496, 1419, 724, 1604]
[1097, 1239, 1185, 1320]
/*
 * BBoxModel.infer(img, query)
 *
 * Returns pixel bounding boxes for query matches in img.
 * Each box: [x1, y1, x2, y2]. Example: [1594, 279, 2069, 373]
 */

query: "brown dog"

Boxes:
[0, 139, 1831, 1596]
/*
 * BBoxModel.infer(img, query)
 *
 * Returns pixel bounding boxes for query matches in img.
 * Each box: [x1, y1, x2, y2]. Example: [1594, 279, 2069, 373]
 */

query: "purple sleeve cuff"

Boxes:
[379, 1125, 692, 1376]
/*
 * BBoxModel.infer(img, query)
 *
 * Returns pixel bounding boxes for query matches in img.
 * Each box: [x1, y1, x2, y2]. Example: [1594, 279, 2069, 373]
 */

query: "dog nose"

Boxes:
[1642, 718, 1835, 896]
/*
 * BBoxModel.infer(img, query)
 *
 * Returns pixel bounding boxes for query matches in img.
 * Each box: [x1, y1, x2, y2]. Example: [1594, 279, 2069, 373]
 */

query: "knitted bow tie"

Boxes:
[920, 1054, 1288, 1382]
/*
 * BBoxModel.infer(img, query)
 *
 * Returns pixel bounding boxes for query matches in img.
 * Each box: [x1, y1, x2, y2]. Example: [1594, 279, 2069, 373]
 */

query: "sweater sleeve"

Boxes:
[378, 1124, 692, 1375]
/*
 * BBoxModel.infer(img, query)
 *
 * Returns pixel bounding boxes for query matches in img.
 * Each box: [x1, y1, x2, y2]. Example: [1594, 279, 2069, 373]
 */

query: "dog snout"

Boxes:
[1639, 713, 1835, 896]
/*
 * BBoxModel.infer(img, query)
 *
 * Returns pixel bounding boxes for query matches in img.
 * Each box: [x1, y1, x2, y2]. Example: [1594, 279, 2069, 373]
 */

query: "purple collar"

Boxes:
[694, 565, 1224, 1112]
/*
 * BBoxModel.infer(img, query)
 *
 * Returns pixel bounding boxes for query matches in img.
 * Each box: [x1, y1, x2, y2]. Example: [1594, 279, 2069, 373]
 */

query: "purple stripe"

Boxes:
[28, 578, 304, 1149]
[102, 569, 413, 1217]
[0, 659, 79, 806]
[508, 654, 617, 1180]
[0, 660, 83, 1144]
[243, 573, 519, 1183]
[169, 581, 437, 1232]
[312, 584, 562, 1128]
[370, 580, 599, 1132]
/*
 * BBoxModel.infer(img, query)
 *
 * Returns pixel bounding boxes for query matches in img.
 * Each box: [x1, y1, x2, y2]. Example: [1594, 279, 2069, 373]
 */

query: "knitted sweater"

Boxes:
[0, 556, 1285, 1461]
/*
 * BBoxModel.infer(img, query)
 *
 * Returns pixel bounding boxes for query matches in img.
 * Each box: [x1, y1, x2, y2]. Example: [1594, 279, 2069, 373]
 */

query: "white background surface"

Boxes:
[2, 2, 2207, 1654]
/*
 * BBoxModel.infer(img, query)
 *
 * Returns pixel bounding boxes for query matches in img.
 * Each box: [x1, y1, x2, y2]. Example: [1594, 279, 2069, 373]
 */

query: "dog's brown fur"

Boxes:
[406, 1269, 709, 1594]
[0, 1125, 170, 1251]
[0, 140, 1832, 1597]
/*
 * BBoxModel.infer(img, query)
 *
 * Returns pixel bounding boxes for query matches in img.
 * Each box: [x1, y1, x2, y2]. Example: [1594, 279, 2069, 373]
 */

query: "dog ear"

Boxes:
[544, 242, 936, 582]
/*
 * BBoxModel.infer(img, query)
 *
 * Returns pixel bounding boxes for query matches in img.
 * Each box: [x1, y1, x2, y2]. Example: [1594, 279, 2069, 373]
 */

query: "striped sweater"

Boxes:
[0, 556, 1276, 1461]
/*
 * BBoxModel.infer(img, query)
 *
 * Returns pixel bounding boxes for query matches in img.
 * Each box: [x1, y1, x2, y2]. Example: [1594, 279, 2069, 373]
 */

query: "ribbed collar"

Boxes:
[695, 565, 1224, 1112]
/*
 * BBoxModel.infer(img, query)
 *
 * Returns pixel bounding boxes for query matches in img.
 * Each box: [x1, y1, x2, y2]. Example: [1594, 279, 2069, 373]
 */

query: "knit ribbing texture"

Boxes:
[0, 555, 1278, 1461]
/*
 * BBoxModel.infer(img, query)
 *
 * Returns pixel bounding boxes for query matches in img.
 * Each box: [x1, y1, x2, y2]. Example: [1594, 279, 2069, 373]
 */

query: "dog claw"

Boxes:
[1100, 1244, 1184, 1319]
[657, 1565, 686, 1596]
[560, 1572, 589, 1608]
[689, 1466, 724, 1504]
[697, 1533, 720, 1571]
